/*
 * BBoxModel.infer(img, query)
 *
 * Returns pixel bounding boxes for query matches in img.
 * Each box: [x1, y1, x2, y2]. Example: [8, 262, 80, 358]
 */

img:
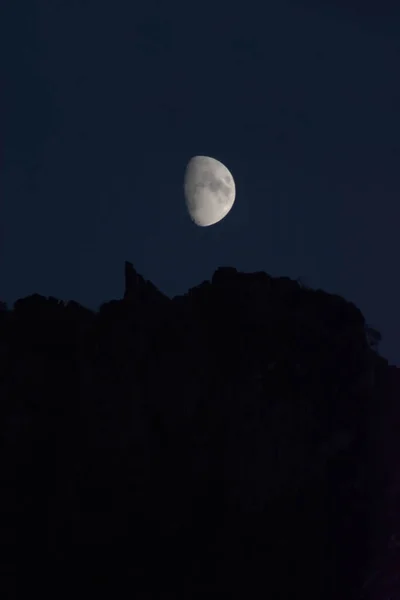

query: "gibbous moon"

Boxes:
[183, 156, 236, 227]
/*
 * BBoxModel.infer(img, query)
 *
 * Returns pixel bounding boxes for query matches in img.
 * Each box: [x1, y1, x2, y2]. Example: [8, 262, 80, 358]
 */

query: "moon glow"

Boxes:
[183, 156, 236, 227]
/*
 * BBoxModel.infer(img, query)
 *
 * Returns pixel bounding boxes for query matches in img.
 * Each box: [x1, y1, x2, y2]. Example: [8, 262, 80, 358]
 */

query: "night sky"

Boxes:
[2, 1, 399, 365]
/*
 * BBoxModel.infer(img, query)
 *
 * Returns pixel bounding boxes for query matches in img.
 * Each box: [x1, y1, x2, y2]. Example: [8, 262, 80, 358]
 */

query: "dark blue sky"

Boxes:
[2, 0, 399, 364]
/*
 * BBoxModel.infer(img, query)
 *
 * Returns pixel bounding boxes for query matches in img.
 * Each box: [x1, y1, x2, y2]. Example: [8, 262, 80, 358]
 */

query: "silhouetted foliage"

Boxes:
[365, 324, 383, 350]
[0, 263, 397, 599]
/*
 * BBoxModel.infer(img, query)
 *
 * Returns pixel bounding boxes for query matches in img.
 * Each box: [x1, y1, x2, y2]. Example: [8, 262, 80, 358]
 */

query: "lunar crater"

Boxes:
[183, 155, 236, 227]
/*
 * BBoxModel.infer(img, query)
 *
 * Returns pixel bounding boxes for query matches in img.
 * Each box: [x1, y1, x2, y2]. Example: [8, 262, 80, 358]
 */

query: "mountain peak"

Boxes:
[124, 261, 145, 300]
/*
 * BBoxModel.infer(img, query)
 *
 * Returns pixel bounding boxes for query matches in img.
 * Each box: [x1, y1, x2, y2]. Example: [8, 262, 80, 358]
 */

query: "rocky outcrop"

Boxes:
[0, 262, 397, 599]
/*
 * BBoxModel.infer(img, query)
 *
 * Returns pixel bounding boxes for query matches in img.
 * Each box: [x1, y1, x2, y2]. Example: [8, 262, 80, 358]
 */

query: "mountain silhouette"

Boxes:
[0, 262, 398, 599]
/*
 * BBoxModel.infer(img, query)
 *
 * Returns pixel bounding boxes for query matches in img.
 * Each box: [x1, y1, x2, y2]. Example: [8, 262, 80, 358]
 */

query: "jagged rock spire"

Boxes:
[124, 261, 144, 300]
[123, 261, 168, 311]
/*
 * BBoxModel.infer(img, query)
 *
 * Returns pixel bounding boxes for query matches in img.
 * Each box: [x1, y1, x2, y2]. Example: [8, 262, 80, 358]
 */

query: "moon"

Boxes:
[183, 156, 236, 227]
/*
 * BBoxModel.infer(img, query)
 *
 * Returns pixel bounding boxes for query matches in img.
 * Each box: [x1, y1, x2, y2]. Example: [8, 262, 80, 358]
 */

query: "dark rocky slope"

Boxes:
[0, 262, 397, 599]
